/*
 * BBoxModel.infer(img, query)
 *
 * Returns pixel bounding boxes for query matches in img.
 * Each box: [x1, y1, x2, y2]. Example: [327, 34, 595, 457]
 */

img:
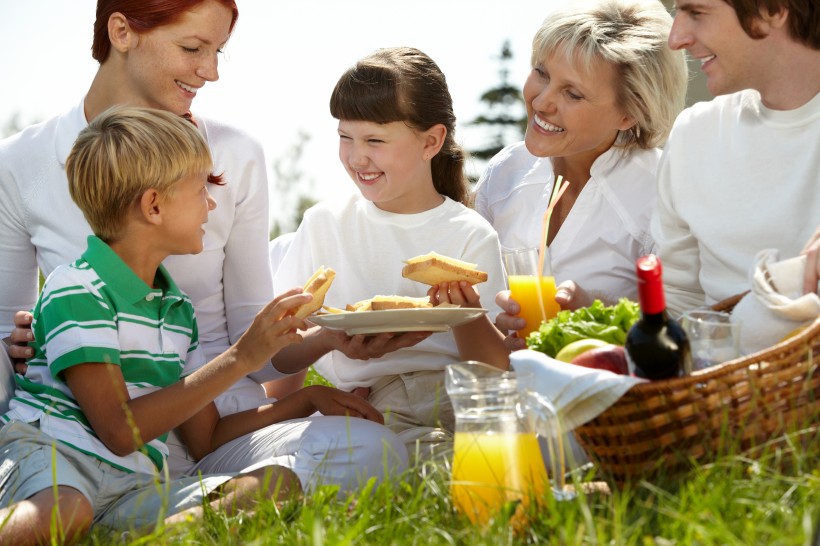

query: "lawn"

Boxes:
[83, 366, 820, 545]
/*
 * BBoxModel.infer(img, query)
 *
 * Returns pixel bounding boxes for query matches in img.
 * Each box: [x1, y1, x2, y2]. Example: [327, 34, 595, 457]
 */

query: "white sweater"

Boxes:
[273, 194, 507, 391]
[0, 98, 280, 413]
[651, 90, 820, 316]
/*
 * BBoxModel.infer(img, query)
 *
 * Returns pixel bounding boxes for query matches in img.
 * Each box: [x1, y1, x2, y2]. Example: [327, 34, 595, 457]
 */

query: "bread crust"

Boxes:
[402, 253, 488, 286]
[294, 267, 336, 318]
[345, 295, 432, 312]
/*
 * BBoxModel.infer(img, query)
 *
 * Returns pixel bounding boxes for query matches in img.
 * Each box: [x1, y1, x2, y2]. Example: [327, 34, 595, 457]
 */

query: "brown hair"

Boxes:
[67, 106, 213, 241]
[92, 0, 239, 63]
[329, 47, 469, 205]
[723, 0, 819, 48]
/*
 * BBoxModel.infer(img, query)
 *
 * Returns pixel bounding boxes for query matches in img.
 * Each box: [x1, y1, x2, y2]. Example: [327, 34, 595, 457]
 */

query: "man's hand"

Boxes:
[801, 226, 820, 294]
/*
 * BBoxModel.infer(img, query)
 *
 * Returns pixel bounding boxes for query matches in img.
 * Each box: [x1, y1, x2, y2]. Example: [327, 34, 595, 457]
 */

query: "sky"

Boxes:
[0, 1, 559, 231]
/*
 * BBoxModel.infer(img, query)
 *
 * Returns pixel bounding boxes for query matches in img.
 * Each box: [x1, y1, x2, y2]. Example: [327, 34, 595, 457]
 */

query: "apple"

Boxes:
[555, 338, 611, 362]
[570, 344, 629, 375]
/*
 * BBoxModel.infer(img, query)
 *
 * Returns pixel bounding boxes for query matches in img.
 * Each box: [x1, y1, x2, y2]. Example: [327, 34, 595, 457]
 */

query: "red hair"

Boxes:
[92, 0, 239, 63]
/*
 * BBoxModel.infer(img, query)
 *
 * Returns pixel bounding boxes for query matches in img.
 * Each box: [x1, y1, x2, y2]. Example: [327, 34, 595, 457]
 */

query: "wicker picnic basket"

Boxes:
[573, 293, 820, 485]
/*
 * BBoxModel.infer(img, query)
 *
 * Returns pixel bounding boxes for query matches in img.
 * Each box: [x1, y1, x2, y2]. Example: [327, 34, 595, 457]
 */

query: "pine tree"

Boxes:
[469, 41, 527, 162]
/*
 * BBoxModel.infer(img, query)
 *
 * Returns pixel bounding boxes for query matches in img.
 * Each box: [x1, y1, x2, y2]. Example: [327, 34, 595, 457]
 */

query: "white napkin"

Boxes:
[511, 349, 645, 433]
[731, 249, 820, 355]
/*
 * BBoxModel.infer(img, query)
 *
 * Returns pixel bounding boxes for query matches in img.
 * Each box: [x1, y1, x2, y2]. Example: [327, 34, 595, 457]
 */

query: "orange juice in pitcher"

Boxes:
[445, 361, 558, 526]
[451, 431, 548, 525]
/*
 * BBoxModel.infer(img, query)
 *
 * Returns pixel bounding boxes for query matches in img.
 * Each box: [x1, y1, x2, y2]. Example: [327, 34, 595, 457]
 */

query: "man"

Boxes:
[652, 0, 820, 315]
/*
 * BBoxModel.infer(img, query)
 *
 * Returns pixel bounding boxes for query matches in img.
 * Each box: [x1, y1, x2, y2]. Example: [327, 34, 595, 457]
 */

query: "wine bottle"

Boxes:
[625, 255, 690, 380]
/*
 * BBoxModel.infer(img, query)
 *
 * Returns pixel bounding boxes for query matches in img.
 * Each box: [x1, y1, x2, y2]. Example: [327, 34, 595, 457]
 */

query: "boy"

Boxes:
[651, 0, 820, 315]
[0, 106, 376, 544]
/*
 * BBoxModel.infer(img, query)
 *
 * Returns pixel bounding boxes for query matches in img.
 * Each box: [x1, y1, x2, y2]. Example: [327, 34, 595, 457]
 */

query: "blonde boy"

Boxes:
[0, 106, 315, 544]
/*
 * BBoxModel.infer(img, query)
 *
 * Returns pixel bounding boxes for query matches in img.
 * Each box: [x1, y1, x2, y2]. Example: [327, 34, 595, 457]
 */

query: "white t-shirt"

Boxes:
[0, 98, 280, 414]
[474, 142, 658, 303]
[651, 90, 820, 316]
[273, 194, 507, 391]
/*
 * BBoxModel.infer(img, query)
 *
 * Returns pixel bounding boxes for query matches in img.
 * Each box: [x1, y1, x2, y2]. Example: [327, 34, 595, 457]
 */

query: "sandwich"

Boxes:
[402, 251, 488, 286]
[346, 295, 433, 312]
[293, 266, 336, 319]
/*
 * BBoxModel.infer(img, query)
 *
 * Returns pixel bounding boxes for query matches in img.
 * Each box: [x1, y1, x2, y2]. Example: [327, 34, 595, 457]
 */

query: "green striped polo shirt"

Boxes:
[2, 236, 205, 474]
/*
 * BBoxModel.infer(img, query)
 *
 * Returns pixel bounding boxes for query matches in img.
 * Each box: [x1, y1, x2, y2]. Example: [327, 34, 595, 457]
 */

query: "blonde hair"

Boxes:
[66, 106, 213, 241]
[532, 0, 688, 149]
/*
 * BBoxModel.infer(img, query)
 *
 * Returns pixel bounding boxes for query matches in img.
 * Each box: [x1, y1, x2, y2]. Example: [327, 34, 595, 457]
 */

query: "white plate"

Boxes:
[309, 307, 488, 335]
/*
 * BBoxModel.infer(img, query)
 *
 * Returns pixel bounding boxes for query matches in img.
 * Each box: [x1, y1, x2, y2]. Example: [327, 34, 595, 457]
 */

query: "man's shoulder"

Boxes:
[675, 92, 750, 128]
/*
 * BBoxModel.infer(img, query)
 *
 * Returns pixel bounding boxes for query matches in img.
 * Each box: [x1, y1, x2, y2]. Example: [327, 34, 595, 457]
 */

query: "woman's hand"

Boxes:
[494, 290, 527, 351]
[304, 384, 384, 424]
[7, 311, 35, 374]
[554, 280, 594, 311]
[801, 226, 820, 294]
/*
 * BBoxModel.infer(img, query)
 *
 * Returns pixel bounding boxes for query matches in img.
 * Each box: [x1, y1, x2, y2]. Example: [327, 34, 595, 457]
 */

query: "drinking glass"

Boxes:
[502, 247, 560, 338]
[680, 310, 741, 372]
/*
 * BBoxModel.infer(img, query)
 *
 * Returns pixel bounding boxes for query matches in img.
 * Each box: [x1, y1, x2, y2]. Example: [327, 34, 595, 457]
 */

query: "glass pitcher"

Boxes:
[445, 360, 563, 526]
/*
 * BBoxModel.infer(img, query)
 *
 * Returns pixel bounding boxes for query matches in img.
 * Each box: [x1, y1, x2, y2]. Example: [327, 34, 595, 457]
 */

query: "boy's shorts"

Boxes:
[0, 420, 236, 530]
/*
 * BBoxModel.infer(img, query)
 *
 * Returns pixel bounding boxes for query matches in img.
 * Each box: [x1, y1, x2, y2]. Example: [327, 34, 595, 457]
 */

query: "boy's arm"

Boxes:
[177, 385, 384, 461]
[63, 291, 309, 456]
[429, 281, 510, 370]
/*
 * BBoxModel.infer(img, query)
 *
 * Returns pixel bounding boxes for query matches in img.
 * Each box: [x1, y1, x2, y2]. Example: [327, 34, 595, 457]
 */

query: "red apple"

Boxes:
[570, 344, 629, 375]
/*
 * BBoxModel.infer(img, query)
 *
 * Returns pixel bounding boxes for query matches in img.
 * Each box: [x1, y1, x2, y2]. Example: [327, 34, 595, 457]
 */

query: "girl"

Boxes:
[0, 0, 405, 492]
[273, 47, 509, 456]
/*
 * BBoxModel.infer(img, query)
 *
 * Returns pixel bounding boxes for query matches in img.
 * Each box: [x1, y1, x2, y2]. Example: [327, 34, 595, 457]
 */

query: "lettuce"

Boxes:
[525, 298, 640, 357]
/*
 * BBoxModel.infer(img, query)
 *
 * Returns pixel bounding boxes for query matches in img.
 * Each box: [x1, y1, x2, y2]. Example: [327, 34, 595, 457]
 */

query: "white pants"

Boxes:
[167, 415, 408, 494]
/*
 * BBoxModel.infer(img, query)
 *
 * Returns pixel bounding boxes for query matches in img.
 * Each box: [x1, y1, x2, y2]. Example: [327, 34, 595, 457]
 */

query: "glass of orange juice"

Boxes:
[502, 247, 560, 338]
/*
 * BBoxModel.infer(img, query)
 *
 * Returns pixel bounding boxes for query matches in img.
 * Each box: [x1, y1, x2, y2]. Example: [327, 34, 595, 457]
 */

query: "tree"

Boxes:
[468, 41, 527, 164]
[269, 130, 317, 239]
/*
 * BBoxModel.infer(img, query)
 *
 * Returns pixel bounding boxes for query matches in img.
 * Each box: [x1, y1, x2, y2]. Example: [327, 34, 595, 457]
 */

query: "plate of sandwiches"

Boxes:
[296, 252, 490, 335]
[310, 297, 488, 335]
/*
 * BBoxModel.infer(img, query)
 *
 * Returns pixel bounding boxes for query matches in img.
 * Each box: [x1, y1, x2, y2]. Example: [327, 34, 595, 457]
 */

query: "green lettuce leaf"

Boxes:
[525, 298, 640, 357]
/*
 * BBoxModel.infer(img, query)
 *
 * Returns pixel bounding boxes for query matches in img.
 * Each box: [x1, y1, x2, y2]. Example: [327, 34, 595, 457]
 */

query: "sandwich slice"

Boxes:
[345, 295, 433, 312]
[294, 266, 336, 318]
[402, 251, 488, 286]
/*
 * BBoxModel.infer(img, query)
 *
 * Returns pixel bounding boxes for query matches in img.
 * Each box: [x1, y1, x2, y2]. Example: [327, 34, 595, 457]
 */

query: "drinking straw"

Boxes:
[537, 175, 570, 276]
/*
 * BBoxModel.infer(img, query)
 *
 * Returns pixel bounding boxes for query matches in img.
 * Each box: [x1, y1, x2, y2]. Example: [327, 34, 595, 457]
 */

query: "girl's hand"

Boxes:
[304, 384, 384, 424]
[428, 281, 482, 308]
[494, 290, 526, 350]
[324, 328, 431, 360]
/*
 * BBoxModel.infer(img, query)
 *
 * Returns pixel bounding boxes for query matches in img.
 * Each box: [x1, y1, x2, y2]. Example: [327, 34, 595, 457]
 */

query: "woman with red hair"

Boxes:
[0, 0, 407, 513]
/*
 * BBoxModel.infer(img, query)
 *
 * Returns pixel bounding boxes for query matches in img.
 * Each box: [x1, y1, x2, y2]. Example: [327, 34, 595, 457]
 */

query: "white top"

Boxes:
[0, 98, 281, 414]
[273, 194, 507, 391]
[474, 142, 658, 303]
[651, 90, 820, 316]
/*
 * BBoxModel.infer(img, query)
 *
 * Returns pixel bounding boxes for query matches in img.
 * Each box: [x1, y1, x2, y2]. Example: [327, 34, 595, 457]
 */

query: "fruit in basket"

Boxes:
[555, 338, 611, 362]
[570, 344, 629, 375]
[779, 325, 808, 342]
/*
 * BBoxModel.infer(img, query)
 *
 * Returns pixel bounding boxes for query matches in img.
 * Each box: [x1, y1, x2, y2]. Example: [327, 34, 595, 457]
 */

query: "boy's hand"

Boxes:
[428, 281, 482, 308]
[304, 384, 384, 424]
[234, 289, 312, 371]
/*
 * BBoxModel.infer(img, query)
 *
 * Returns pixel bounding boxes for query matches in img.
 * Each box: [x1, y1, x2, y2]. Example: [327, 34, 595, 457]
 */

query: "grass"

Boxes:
[76, 367, 820, 545]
